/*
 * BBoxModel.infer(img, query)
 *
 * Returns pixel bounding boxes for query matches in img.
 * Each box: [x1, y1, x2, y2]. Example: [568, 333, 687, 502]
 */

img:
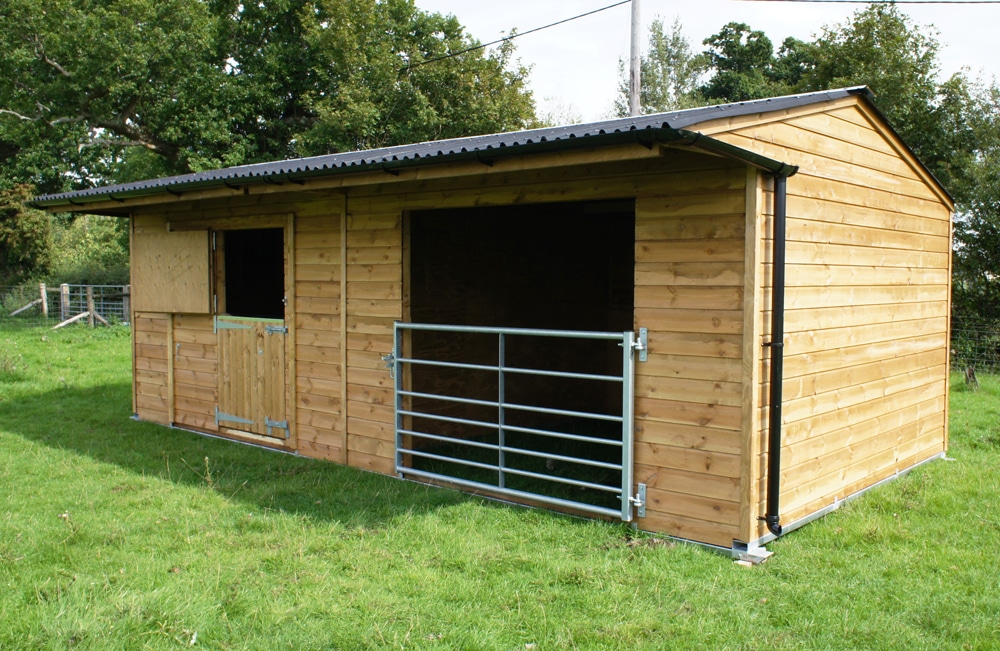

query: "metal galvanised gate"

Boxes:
[387, 323, 645, 521]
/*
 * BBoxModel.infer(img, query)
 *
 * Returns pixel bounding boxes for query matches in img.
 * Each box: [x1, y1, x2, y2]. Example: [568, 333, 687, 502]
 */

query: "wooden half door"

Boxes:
[214, 223, 292, 441]
[216, 317, 287, 438]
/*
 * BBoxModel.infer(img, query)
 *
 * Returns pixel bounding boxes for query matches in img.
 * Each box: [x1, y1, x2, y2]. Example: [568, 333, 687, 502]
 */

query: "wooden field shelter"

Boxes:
[33, 87, 953, 558]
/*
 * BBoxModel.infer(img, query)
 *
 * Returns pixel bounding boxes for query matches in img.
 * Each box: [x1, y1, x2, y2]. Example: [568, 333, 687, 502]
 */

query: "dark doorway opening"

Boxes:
[222, 228, 284, 319]
[405, 200, 636, 511]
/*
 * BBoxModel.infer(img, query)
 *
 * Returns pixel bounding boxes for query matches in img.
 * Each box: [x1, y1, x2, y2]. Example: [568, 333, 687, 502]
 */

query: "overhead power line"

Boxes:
[401, 0, 630, 73]
[735, 0, 1000, 3]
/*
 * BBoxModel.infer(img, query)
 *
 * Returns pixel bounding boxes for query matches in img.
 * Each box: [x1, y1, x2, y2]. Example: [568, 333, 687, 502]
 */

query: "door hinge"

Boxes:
[265, 325, 288, 335]
[215, 407, 254, 427]
[265, 417, 290, 439]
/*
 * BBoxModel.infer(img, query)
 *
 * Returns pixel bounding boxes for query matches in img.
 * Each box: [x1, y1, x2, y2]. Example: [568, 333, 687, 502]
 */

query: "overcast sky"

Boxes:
[416, 0, 1000, 123]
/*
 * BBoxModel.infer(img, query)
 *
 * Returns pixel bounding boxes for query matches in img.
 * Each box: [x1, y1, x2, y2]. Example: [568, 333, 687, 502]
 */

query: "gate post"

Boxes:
[86, 286, 95, 327]
[39, 283, 48, 318]
[60, 284, 70, 321]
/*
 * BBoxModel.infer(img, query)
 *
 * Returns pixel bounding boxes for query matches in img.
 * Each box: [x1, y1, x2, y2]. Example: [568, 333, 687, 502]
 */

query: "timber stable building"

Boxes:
[34, 87, 953, 559]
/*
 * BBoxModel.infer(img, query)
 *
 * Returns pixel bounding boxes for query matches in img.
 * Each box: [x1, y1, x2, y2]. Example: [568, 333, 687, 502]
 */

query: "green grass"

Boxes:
[1, 325, 998, 650]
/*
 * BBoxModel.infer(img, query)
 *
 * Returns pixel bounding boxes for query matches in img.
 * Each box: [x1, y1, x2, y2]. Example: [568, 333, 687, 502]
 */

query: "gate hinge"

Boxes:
[265, 325, 288, 335]
[265, 417, 290, 439]
[382, 351, 396, 379]
[633, 328, 648, 362]
[631, 483, 647, 518]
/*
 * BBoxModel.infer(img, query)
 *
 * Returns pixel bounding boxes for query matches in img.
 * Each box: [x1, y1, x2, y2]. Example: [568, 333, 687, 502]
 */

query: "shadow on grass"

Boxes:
[1, 380, 483, 528]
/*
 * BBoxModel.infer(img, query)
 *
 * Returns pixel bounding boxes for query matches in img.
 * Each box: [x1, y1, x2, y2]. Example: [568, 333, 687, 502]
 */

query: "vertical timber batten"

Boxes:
[739, 168, 766, 546]
[339, 194, 349, 465]
[285, 212, 298, 449]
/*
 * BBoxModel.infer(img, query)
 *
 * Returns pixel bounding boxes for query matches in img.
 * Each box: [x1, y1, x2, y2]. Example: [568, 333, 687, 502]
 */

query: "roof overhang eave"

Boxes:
[29, 127, 796, 211]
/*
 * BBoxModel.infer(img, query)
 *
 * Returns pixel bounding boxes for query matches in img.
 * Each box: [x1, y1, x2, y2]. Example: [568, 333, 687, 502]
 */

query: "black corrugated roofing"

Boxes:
[31, 87, 875, 208]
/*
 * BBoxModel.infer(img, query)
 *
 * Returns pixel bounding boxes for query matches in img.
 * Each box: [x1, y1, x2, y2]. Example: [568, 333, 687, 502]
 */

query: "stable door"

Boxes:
[214, 226, 291, 440]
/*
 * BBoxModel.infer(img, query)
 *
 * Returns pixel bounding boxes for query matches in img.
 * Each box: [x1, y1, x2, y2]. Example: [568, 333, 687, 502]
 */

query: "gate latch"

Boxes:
[631, 483, 647, 518]
[265, 325, 288, 335]
[632, 328, 648, 362]
[382, 351, 396, 379]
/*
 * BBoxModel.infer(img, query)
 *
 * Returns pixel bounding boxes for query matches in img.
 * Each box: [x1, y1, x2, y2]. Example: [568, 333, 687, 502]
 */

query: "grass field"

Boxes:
[0, 325, 997, 650]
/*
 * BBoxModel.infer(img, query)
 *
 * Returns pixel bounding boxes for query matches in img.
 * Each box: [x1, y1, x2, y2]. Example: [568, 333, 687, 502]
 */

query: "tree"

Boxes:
[614, 17, 707, 116]
[0, 185, 52, 284]
[699, 22, 787, 102]
[0, 0, 537, 192]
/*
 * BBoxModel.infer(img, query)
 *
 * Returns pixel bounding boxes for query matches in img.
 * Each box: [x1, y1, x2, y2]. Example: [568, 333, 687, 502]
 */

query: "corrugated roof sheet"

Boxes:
[31, 87, 873, 207]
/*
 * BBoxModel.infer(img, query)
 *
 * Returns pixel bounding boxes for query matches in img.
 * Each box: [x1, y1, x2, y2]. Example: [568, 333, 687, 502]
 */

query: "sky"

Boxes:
[416, 0, 1000, 123]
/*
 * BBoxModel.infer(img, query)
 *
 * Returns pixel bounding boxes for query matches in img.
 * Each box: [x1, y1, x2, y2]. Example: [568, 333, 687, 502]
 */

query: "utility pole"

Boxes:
[629, 0, 641, 116]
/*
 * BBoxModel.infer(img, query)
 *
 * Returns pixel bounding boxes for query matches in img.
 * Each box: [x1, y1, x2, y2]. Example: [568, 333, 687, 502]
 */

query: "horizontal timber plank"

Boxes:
[346, 298, 401, 319]
[296, 296, 341, 316]
[635, 239, 744, 264]
[780, 301, 948, 334]
[298, 438, 344, 464]
[636, 396, 742, 430]
[297, 375, 343, 397]
[784, 241, 949, 269]
[782, 349, 947, 402]
[296, 281, 341, 300]
[782, 333, 947, 378]
[346, 282, 401, 301]
[634, 285, 744, 311]
[635, 262, 744, 287]
[635, 308, 743, 335]
[635, 442, 740, 478]
[347, 263, 402, 283]
[296, 264, 341, 283]
[346, 416, 393, 441]
[774, 264, 949, 288]
[634, 213, 745, 241]
[346, 246, 401, 265]
[780, 380, 946, 446]
[347, 450, 394, 475]
[346, 228, 401, 248]
[644, 486, 739, 527]
[781, 366, 946, 425]
[642, 331, 742, 359]
[296, 328, 341, 349]
[347, 434, 394, 458]
[346, 316, 396, 336]
[784, 218, 948, 253]
[174, 356, 217, 375]
[636, 510, 738, 548]
[639, 353, 743, 383]
[347, 399, 393, 423]
[635, 464, 741, 502]
[297, 359, 342, 381]
[635, 419, 741, 455]
[636, 375, 742, 408]
[297, 392, 343, 415]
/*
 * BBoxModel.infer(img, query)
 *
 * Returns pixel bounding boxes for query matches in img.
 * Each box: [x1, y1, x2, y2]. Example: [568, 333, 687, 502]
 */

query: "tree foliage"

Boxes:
[0, 185, 52, 285]
[0, 0, 537, 194]
[614, 17, 707, 116]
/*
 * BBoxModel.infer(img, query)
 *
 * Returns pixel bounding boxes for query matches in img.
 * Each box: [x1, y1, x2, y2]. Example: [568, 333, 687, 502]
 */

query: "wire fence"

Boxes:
[951, 317, 1000, 376]
[0, 283, 130, 329]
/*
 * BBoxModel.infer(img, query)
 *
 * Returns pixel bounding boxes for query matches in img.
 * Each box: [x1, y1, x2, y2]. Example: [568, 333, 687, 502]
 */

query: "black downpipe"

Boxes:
[763, 174, 788, 537]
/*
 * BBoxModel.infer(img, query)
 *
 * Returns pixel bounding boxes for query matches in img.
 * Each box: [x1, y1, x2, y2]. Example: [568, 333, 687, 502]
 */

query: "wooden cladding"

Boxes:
[132, 229, 211, 314]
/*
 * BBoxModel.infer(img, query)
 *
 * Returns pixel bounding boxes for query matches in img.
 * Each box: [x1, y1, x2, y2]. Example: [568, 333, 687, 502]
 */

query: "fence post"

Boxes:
[60, 284, 70, 322]
[39, 283, 48, 318]
[123, 285, 131, 323]
[86, 286, 95, 327]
